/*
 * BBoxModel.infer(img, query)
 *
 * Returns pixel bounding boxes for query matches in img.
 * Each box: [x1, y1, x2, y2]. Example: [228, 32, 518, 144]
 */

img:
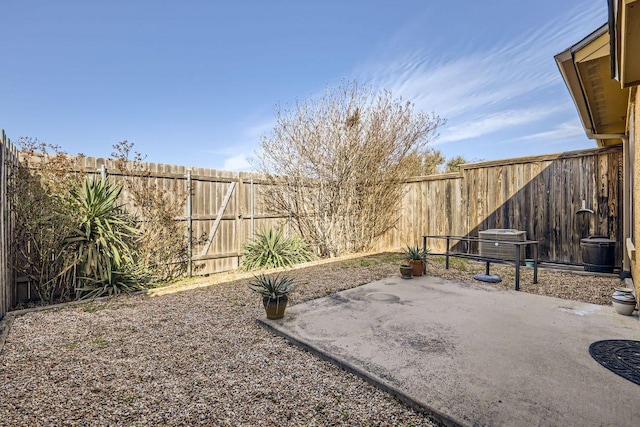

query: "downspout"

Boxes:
[588, 133, 630, 274]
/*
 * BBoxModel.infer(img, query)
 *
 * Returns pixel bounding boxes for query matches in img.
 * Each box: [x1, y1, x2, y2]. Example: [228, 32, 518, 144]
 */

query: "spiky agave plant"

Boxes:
[241, 227, 316, 271]
[403, 244, 428, 261]
[66, 178, 145, 299]
[248, 274, 294, 300]
[248, 274, 295, 319]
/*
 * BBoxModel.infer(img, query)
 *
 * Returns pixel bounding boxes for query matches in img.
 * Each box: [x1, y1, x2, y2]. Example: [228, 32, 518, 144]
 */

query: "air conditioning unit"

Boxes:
[478, 229, 526, 261]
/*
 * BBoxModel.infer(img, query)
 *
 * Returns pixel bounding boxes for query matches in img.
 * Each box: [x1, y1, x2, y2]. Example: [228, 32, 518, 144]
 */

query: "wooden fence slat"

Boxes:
[200, 182, 236, 257]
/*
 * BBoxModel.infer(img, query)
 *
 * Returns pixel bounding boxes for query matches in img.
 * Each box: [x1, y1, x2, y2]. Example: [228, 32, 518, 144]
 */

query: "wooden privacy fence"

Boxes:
[0, 135, 624, 315]
[76, 157, 290, 276]
[377, 146, 623, 267]
[0, 131, 19, 319]
[87, 145, 622, 269]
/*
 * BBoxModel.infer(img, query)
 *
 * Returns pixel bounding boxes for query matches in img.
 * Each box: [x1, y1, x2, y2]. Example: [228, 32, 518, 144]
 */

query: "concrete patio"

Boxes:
[259, 275, 640, 426]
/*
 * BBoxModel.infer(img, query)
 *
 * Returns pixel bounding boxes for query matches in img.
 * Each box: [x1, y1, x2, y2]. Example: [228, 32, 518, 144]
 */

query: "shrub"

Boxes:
[9, 139, 85, 303]
[66, 178, 145, 299]
[241, 228, 316, 271]
[9, 139, 159, 304]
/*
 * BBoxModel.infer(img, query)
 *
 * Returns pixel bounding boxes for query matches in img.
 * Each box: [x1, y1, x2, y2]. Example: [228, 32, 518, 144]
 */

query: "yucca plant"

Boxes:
[65, 178, 143, 299]
[248, 273, 295, 299]
[403, 244, 428, 261]
[248, 274, 294, 319]
[241, 227, 316, 271]
[73, 268, 149, 300]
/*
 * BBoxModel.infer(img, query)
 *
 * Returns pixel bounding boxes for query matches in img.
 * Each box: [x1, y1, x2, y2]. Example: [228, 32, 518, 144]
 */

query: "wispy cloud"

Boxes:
[516, 120, 586, 142]
[437, 103, 567, 143]
[355, 1, 605, 154]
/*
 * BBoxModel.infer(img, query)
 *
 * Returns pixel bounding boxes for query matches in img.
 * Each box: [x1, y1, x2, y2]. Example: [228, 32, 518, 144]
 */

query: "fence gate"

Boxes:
[199, 181, 236, 257]
[188, 173, 245, 276]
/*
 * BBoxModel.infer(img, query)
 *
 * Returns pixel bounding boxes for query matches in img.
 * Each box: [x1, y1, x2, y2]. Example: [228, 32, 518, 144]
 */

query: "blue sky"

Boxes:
[1, 0, 607, 171]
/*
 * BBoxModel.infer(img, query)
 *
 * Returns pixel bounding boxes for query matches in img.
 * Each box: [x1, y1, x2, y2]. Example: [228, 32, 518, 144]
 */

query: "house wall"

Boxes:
[632, 87, 640, 298]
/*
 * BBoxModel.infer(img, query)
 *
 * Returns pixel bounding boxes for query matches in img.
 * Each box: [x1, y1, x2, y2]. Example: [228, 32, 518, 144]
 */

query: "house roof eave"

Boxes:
[555, 23, 628, 146]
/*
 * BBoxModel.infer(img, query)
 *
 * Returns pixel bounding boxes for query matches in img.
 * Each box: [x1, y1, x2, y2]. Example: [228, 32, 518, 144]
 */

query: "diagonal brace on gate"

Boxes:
[199, 182, 236, 257]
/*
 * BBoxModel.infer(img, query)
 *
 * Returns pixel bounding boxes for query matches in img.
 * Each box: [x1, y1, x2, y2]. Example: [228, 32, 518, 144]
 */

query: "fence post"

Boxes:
[250, 178, 254, 240]
[0, 132, 5, 318]
[100, 164, 107, 180]
[10, 142, 17, 309]
[0, 130, 18, 317]
[186, 170, 192, 277]
[236, 175, 244, 269]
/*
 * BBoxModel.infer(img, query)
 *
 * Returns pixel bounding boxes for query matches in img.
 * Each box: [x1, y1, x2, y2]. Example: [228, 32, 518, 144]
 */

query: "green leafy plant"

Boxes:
[66, 178, 144, 299]
[247, 274, 294, 300]
[241, 227, 316, 271]
[73, 267, 149, 300]
[403, 244, 429, 261]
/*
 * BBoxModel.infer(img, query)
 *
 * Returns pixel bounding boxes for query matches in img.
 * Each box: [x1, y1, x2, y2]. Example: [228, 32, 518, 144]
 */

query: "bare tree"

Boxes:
[257, 81, 445, 257]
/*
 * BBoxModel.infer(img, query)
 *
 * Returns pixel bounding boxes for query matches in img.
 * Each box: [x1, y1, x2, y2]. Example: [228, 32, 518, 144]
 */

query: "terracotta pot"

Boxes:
[400, 264, 413, 279]
[262, 295, 288, 319]
[409, 260, 424, 276]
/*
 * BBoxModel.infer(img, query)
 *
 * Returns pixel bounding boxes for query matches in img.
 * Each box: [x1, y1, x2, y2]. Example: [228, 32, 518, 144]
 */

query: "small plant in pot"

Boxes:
[403, 245, 429, 276]
[248, 274, 294, 320]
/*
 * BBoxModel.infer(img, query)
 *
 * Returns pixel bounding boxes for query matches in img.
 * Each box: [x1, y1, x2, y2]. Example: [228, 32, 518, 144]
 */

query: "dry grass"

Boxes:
[0, 253, 622, 426]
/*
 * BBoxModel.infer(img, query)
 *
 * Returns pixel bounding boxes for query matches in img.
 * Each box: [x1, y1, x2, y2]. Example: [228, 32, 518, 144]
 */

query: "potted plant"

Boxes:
[403, 245, 428, 276]
[248, 274, 294, 319]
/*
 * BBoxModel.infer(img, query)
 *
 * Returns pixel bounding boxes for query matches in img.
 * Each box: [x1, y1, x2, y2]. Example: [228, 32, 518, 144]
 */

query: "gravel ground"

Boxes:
[426, 255, 624, 306]
[0, 254, 624, 426]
